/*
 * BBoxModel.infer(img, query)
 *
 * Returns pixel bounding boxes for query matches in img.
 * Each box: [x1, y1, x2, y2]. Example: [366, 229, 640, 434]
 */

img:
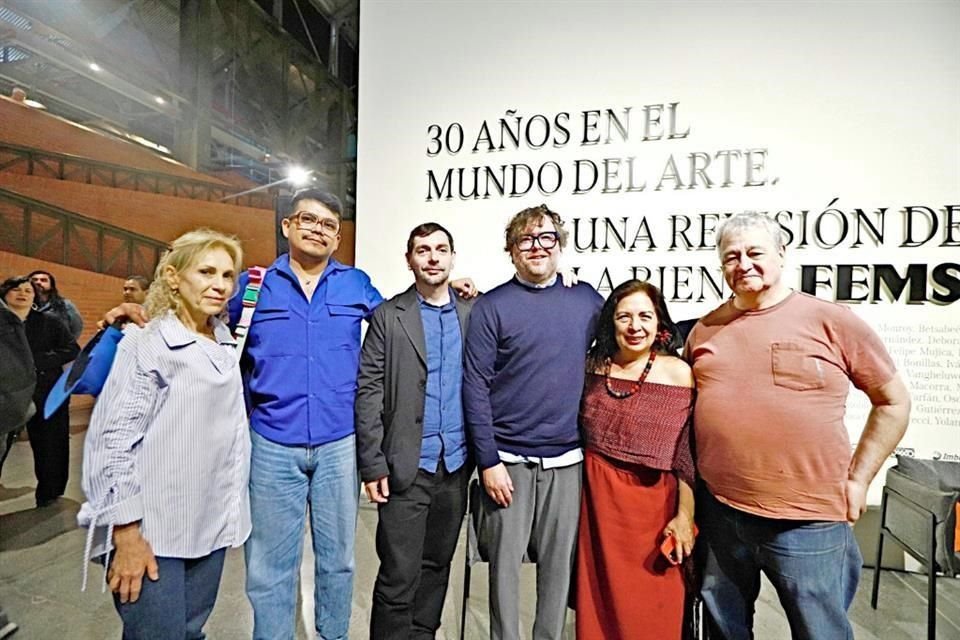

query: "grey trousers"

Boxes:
[481, 460, 581, 640]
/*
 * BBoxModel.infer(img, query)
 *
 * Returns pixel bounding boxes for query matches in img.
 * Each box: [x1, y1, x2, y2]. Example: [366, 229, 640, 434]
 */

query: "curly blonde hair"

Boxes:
[144, 228, 243, 319]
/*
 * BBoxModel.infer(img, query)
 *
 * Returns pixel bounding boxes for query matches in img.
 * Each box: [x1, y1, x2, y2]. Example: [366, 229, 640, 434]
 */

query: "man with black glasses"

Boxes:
[463, 204, 603, 640]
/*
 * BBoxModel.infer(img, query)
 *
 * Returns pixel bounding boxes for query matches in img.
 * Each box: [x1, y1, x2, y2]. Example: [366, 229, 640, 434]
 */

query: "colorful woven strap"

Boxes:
[233, 266, 266, 359]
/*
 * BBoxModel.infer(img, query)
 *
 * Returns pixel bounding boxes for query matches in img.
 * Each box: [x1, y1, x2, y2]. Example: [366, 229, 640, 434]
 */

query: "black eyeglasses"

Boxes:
[290, 211, 340, 235]
[515, 232, 559, 251]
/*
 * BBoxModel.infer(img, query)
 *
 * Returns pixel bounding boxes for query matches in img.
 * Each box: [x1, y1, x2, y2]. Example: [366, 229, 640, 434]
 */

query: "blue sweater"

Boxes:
[463, 278, 603, 469]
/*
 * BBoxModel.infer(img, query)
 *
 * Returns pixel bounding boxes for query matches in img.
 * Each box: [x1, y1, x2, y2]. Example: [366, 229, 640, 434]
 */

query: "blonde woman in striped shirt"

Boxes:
[79, 229, 251, 640]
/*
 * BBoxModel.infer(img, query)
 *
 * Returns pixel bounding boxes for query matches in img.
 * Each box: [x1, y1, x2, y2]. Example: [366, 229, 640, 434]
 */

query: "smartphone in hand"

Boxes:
[660, 523, 699, 564]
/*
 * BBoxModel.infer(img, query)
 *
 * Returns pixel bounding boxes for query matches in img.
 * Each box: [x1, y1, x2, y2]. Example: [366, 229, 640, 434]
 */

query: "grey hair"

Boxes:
[716, 212, 786, 255]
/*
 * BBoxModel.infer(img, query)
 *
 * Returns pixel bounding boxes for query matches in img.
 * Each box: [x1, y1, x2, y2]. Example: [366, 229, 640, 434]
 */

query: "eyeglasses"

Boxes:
[290, 211, 340, 235]
[515, 232, 559, 251]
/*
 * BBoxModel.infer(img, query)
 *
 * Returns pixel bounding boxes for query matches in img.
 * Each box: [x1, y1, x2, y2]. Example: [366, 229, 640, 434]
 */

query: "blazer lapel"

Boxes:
[396, 286, 427, 365]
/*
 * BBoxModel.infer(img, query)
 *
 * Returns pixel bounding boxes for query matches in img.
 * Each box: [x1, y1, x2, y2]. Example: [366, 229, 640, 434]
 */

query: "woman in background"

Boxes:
[575, 279, 696, 640]
[0, 275, 78, 505]
[79, 229, 250, 640]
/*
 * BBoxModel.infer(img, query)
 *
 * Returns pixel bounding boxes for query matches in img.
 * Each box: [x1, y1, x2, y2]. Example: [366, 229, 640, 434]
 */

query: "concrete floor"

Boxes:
[1, 417, 958, 639]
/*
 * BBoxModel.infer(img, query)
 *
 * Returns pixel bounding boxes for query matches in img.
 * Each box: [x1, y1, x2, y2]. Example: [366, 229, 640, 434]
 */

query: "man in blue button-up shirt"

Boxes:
[355, 223, 474, 640]
[229, 189, 383, 640]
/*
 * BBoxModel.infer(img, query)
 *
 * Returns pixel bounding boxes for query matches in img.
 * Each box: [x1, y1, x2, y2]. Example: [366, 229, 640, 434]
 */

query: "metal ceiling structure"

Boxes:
[0, 0, 360, 214]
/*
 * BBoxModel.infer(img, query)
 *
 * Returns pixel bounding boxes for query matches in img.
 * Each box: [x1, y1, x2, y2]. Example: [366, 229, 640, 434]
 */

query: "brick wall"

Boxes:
[208, 170, 260, 190]
[0, 96, 226, 184]
[337, 221, 355, 266]
[0, 172, 356, 267]
[0, 173, 277, 268]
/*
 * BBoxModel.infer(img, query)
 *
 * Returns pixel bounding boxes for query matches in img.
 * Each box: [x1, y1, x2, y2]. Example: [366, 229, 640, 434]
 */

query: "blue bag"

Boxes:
[43, 325, 124, 419]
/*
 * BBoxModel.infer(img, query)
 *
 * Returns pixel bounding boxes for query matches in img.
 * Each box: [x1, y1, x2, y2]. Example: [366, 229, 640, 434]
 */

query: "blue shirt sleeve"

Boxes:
[363, 276, 384, 320]
[462, 299, 502, 469]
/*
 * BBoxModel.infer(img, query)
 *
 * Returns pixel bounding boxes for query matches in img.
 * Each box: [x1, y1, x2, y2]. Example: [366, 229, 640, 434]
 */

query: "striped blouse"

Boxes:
[78, 312, 251, 587]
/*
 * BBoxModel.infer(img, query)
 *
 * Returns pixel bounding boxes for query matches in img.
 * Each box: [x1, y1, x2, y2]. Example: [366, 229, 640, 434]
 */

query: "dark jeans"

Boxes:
[370, 462, 469, 640]
[112, 549, 226, 640]
[26, 399, 70, 504]
[699, 491, 861, 640]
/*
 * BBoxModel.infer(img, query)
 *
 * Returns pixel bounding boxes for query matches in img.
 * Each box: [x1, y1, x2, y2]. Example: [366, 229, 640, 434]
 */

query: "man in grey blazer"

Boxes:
[355, 222, 474, 640]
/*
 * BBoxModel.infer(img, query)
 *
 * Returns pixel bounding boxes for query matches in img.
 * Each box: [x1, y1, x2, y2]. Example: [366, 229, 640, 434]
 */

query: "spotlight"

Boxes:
[154, 96, 166, 105]
[287, 166, 313, 187]
[89, 62, 101, 72]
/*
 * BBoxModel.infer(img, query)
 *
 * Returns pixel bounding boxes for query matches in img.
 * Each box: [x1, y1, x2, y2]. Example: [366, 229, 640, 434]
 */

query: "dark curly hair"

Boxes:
[586, 279, 683, 373]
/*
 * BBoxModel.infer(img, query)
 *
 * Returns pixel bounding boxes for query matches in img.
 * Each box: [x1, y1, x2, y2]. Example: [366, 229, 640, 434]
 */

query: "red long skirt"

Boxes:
[575, 450, 685, 639]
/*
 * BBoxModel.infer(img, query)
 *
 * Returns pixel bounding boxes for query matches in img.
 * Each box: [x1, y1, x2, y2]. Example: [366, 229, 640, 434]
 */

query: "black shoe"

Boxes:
[0, 614, 18, 639]
[35, 497, 56, 508]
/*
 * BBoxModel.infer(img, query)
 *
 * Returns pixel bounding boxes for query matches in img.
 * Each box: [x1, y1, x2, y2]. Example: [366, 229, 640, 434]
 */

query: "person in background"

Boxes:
[0, 276, 79, 508]
[122, 276, 149, 305]
[0, 284, 36, 476]
[78, 229, 250, 640]
[575, 279, 695, 639]
[685, 212, 911, 640]
[28, 270, 83, 340]
[0, 286, 40, 640]
[355, 223, 474, 639]
[463, 204, 603, 640]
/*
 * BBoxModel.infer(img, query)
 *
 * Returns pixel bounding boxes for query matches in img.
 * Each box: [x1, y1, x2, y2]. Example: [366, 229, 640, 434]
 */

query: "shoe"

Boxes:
[35, 497, 56, 508]
[0, 619, 18, 639]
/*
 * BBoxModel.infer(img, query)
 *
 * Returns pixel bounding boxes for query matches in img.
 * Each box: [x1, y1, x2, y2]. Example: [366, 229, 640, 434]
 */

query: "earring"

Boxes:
[655, 329, 672, 346]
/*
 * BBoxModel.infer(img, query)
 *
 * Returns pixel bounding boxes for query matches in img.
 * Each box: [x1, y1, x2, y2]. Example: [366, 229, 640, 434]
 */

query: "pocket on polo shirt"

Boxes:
[325, 304, 365, 350]
[327, 304, 365, 318]
[326, 344, 361, 391]
[771, 342, 825, 391]
[249, 309, 295, 356]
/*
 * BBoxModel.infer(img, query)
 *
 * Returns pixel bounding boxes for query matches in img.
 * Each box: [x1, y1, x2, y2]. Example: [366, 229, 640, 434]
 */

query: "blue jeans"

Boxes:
[112, 549, 226, 640]
[699, 491, 862, 640]
[245, 430, 358, 640]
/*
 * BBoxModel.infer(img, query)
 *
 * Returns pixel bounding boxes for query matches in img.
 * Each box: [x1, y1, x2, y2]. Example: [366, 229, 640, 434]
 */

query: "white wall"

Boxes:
[357, 0, 960, 499]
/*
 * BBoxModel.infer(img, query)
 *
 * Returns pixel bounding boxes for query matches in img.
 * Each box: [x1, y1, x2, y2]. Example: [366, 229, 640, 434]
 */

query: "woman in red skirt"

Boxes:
[576, 279, 696, 639]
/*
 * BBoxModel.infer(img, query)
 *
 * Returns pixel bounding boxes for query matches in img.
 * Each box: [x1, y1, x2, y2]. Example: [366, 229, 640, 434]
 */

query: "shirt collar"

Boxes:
[273, 253, 347, 285]
[158, 312, 237, 348]
[514, 273, 558, 289]
[416, 287, 456, 310]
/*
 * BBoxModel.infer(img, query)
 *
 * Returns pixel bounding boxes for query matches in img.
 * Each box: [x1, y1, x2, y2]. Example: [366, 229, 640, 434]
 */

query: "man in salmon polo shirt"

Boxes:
[684, 212, 911, 640]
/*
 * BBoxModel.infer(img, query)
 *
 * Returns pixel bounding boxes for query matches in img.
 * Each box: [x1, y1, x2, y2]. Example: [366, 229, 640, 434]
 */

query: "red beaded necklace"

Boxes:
[605, 350, 657, 399]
